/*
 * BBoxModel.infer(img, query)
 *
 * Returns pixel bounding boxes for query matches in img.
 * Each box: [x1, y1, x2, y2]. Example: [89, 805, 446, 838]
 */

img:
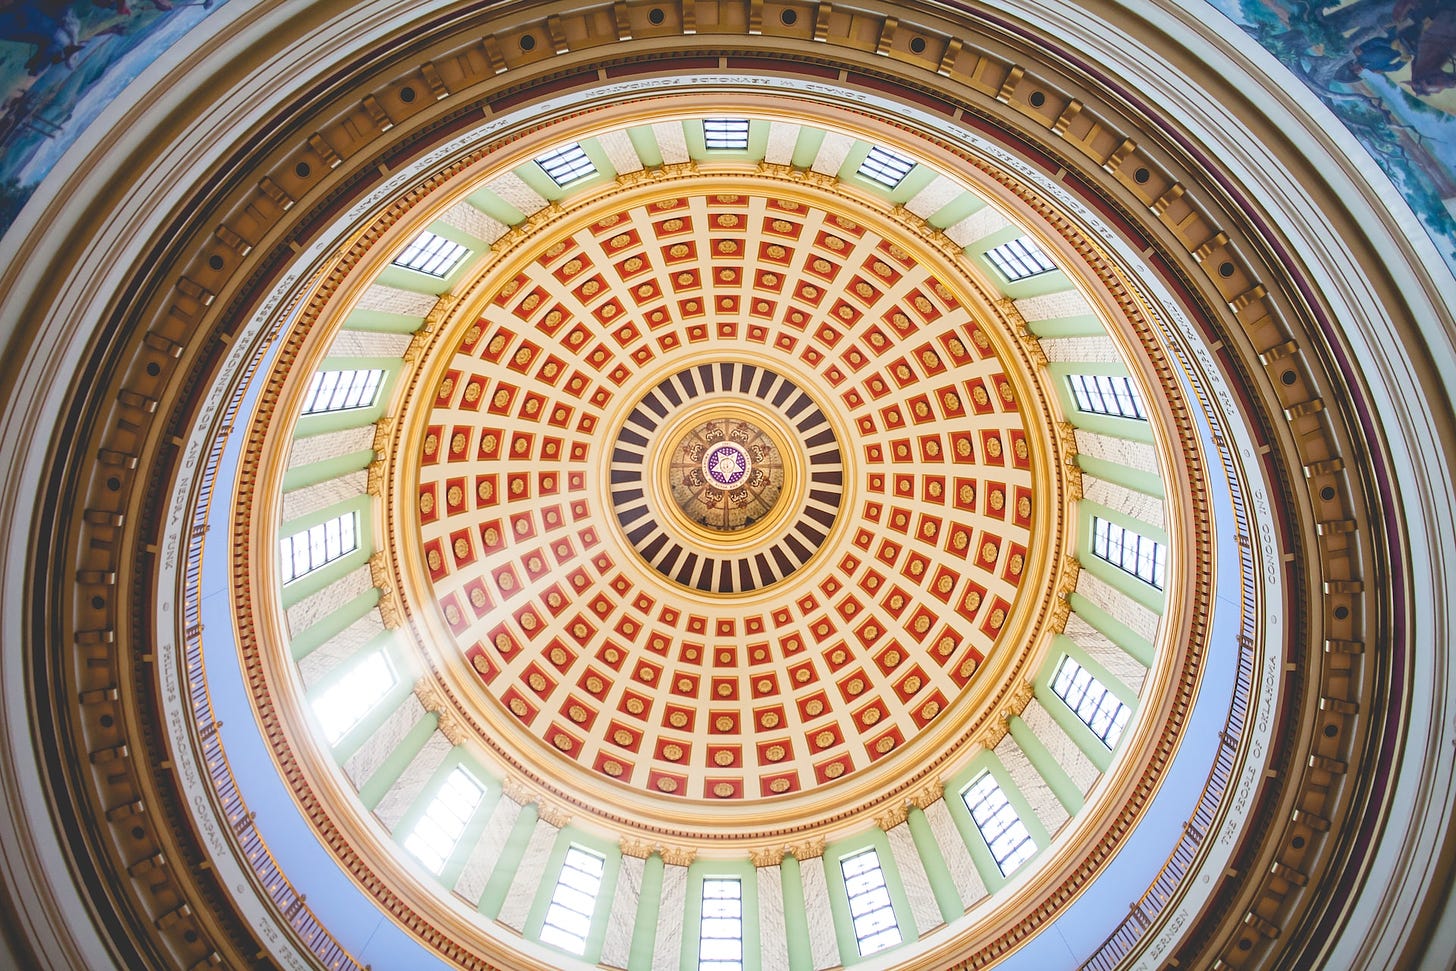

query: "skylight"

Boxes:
[962, 773, 1036, 875]
[402, 766, 485, 874]
[984, 236, 1057, 281]
[392, 230, 470, 277]
[1068, 373, 1147, 420]
[856, 145, 917, 188]
[1091, 517, 1167, 589]
[279, 511, 358, 583]
[312, 650, 396, 744]
[535, 143, 598, 186]
[698, 878, 744, 971]
[1051, 655, 1132, 748]
[539, 846, 605, 955]
[840, 848, 901, 955]
[703, 119, 750, 150]
[301, 368, 385, 415]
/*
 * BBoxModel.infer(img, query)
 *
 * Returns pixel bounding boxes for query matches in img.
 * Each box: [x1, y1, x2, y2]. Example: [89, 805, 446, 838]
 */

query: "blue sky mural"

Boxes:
[0, 0, 230, 228]
[1206, 0, 1456, 274]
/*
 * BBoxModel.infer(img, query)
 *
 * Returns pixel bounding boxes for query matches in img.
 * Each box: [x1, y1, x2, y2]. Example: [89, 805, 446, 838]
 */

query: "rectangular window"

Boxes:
[1051, 655, 1132, 748]
[392, 230, 470, 277]
[401, 766, 485, 874]
[312, 650, 396, 744]
[703, 119, 750, 150]
[1091, 516, 1167, 589]
[962, 773, 1036, 876]
[301, 368, 385, 415]
[840, 848, 901, 955]
[857, 145, 917, 188]
[535, 143, 598, 187]
[984, 236, 1056, 281]
[698, 878, 744, 971]
[1068, 373, 1147, 420]
[279, 511, 358, 583]
[540, 846, 605, 955]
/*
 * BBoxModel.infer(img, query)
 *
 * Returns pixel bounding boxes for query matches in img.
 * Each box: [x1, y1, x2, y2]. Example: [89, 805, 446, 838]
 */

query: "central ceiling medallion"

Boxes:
[675, 417, 782, 530]
[610, 364, 842, 592]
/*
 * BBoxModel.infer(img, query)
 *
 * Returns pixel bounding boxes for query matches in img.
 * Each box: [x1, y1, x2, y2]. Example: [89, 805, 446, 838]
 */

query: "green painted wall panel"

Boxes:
[1025, 312, 1105, 338]
[906, 807, 963, 923]
[356, 709, 439, 811]
[779, 855, 813, 971]
[466, 186, 528, 226]
[626, 125, 664, 168]
[280, 448, 374, 492]
[1077, 454, 1166, 499]
[1066, 591, 1157, 668]
[628, 854, 665, 971]
[789, 127, 826, 169]
[342, 308, 425, 333]
[925, 191, 983, 230]
[478, 802, 541, 919]
[289, 586, 380, 659]
[1009, 715, 1085, 813]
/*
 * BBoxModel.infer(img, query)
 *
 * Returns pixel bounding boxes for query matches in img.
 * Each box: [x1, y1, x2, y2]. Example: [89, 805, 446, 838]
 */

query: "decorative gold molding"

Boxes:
[875, 804, 910, 830]
[974, 678, 1037, 750]
[619, 837, 656, 859]
[1061, 554, 1082, 597]
[500, 776, 533, 806]
[366, 459, 386, 497]
[497, 777, 573, 827]
[424, 293, 457, 331]
[436, 713, 467, 746]
[367, 550, 390, 590]
[369, 551, 403, 629]
[785, 836, 826, 861]
[876, 778, 947, 830]
[1049, 595, 1072, 634]
[997, 297, 1048, 367]
[490, 200, 572, 253]
[748, 846, 785, 867]
[412, 679, 467, 745]
[618, 838, 698, 866]
[1007, 678, 1035, 718]
[215, 48, 1228, 971]
[370, 416, 394, 456]
[377, 591, 403, 630]
[658, 845, 697, 867]
[977, 718, 1012, 752]
[1057, 419, 1079, 463]
[403, 294, 458, 365]
[906, 779, 944, 810]
[1051, 553, 1083, 634]
[412, 677, 442, 710]
[1066, 462, 1085, 502]
[536, 801, 573, 829]
[1057, 419, 1084, 501]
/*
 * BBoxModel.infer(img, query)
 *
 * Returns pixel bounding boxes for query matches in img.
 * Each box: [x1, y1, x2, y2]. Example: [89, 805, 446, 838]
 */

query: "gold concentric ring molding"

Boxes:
[233, 90, 1211, 968]
[371, 169, 1079, 839]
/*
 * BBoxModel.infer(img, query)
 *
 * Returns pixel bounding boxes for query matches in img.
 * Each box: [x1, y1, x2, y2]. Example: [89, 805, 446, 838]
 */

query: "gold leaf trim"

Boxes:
[749, 846, 785, 867]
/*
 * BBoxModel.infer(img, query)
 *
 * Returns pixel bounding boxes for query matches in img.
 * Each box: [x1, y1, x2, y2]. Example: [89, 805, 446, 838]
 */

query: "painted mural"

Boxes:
[0, 0, 1454, 272]
[0, 0, 230, 230]
[1207, 0, 1456, 273]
